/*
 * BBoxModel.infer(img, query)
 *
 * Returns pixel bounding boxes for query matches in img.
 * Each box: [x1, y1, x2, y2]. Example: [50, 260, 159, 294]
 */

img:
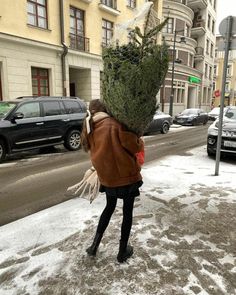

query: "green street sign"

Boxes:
[188, 76, 201, 84]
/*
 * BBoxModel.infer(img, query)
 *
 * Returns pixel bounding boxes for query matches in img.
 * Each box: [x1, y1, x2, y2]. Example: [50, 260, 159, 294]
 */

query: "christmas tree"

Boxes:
[102, 19, 169, 136]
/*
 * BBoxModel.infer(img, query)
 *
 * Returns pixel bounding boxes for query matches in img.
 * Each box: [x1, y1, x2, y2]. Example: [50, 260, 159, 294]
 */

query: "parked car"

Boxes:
[0, 96, 87, 162]
[208, 107, 229, 121]
[207, 106, 236, 156]
[145, 110, 173, 134]
[173, 108, 208, 126]
[208, 107, 221, 121]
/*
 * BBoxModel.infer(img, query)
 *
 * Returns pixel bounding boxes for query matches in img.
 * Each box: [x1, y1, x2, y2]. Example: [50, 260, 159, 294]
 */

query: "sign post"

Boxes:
[215, 16, 236, 176]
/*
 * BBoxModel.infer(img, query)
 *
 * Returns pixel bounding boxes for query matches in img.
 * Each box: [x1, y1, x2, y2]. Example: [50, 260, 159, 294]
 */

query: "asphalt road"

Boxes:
[0, 124, 209, 225]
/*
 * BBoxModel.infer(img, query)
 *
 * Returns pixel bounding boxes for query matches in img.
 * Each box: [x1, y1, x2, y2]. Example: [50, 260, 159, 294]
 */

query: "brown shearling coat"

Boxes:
[87, 116, 143, 187]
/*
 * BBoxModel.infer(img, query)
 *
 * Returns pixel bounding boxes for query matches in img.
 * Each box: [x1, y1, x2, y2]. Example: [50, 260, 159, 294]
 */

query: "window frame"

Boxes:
[127, 0, 136, 8]
[31, 67, 49, 96]
[102, 19, 113, 46]
[27, 0, 48, 29]
[163, 18, 174, 34]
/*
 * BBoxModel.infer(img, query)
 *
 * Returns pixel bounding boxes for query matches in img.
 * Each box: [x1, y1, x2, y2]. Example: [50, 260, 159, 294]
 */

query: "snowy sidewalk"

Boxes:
[0, 146, 235, 295]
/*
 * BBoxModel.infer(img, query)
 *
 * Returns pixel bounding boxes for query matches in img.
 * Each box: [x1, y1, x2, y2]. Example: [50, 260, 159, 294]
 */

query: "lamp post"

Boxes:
[169, 30, 186, 116]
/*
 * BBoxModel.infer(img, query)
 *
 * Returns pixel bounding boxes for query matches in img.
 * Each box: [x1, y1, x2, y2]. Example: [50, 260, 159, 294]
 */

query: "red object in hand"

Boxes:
[136, 150, 145, 166]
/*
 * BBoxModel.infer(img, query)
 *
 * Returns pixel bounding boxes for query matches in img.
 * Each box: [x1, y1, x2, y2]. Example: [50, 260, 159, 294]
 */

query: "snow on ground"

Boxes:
[0, 146, 235, 295]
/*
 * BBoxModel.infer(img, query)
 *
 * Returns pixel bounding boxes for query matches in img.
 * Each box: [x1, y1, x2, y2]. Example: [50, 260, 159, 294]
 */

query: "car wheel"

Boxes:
[64, 130, 81, 151]
[203, 119, 208, 125]
[207, 147, 215, 158]
[192, 119, 197, 126]
[0, 139, 6, 163]
[161, 122, 169, 134]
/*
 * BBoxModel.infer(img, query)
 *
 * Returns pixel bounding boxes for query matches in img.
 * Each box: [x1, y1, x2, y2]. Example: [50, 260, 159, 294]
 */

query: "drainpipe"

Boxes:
[59, 0, 68, 96]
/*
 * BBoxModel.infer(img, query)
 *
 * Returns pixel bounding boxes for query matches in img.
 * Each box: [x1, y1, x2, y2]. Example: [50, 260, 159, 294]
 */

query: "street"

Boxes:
[0, 124, 209, 225]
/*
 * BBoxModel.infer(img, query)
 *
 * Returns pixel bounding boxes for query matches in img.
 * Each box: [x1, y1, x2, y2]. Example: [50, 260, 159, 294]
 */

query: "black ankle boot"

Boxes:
[86, 233, 103, 256]
[117, 240, 133, 263]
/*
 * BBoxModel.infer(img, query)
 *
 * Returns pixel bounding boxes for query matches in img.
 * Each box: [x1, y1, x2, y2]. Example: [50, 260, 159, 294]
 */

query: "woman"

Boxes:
[81, 99, 143, 263]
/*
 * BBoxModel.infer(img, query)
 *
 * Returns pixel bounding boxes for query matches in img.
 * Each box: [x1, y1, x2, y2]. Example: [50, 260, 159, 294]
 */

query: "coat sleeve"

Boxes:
[118, 130, 144, 155]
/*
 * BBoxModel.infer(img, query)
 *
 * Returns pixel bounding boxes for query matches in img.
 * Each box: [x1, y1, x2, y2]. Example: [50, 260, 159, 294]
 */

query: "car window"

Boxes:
[17, 102, 40, 118]
[225, 109, 236, 120]
[43, 101, 62, 116]
[0, 102, 16, 119]
[64, 101, 82, 114]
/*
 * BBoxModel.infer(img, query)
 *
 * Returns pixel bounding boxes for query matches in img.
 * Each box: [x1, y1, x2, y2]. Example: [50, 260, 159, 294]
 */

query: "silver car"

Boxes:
[207, 106, 236, 156]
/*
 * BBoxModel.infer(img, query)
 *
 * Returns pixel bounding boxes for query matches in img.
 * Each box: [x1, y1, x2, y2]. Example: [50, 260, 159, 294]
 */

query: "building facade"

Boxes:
[160, 0, 217, 115]
[213, 35, 236, 107]
[0, 0, 163, 102]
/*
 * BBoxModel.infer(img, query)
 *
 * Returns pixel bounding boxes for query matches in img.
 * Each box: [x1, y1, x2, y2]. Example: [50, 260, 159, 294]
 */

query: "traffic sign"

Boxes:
[219, 16, 236, 37]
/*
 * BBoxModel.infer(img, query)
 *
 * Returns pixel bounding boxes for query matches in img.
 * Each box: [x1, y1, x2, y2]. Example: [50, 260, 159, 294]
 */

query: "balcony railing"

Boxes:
[193, 20, 205, 29]
[70, 34, 90, 52]
[100, 0, 117, 10]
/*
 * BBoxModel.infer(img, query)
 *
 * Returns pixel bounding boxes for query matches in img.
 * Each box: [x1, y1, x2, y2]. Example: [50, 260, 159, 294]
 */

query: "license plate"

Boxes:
[224, 141, 236, 148]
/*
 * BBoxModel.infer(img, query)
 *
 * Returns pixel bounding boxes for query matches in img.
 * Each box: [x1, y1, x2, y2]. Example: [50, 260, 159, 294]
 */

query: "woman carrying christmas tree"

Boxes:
[81, 99, 144, 263]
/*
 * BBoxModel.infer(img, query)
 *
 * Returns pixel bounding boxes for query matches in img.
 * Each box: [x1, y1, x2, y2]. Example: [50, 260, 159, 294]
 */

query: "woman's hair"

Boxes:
[81, 99, 107, 152]
[89, 99, 107, 114]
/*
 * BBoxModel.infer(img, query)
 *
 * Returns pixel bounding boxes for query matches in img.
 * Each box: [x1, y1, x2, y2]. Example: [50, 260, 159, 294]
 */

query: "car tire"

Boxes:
[203, 119, 208, 125]
[0, 139, 6, 163]
[161, 123, 169, 134]
[207, 147, 215, 158]
[64, 130, 81, 151]
[192, 119, 197, 126]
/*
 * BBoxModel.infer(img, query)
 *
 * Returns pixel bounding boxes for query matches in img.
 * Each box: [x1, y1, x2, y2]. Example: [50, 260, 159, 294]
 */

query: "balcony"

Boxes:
[187, 0, 207, 10]
[98, 0, 120, 16]
[194, 46, 204, 60]
[70, 34, 90, 52]
[191, 20, 206, 37]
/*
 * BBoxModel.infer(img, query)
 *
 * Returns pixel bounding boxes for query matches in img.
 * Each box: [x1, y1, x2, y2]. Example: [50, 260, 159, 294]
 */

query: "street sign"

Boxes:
[219, 16, 236, 37]
[214, 89, 220, 97]
[188, 76, 201, 83]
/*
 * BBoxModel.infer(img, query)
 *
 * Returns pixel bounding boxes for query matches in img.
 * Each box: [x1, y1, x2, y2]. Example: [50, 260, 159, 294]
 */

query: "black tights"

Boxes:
[96, 194, 135, 242]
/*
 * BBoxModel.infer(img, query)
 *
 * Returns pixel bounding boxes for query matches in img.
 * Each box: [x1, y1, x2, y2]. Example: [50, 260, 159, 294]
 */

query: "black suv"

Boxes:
[0, 96, 87, 162]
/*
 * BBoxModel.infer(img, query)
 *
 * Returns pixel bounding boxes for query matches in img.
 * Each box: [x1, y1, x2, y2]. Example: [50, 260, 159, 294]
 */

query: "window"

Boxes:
[225, 82, 230, 92]
[31, 67, 49, 96]
[212, 20, 215, 34]
[189, 53, 194, 67]
[227, 65, 232, 76]
[102, 19, 113, 46]
[43, 101, 61, 116]
[70, 7, 86, 51]
[27, 0, 48, 29]
[163, 18, 174, 34]
[205, 63, 208, 78]
[17, 102, 40, 118]
[173, 81, 185, 103]
[206, 39, 209, 54]
[210, 43, 214, 57]
[127, 0, 136, 8]
[64, 101, 82, 114]
[207, 14, 211, 30]
[101, 0, 117, 9]
[209, 66, 212, 80]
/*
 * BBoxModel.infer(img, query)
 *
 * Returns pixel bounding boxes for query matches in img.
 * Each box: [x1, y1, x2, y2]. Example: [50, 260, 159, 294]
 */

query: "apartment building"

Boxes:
[213, 35, 236, 107]
[0, 0, 163, 102]
[160, 0, 217, 115]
